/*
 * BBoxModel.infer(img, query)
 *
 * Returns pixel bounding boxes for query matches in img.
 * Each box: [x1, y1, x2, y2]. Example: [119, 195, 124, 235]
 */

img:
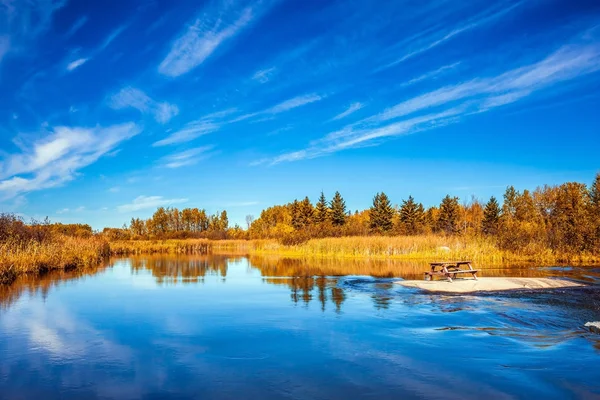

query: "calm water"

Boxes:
[1, 255, 600, 399]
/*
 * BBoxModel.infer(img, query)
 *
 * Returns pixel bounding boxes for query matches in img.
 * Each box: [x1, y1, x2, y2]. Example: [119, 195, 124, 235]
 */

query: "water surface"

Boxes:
[1, 255, 599, 399]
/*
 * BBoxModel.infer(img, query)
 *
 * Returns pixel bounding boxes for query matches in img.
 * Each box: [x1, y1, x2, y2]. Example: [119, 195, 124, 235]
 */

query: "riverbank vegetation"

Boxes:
[111, 173, 600, 262]
[0, 214, 109, 285]
[1, 173, 599, 284]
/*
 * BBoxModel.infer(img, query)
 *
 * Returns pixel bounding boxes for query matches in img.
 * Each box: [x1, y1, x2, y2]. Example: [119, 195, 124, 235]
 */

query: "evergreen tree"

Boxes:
[220, 210, 229, 231]
[482, 196, 501, 235]
[314, 191, 329, 224]
[399, 195, 424, 235]
[330, 191, 347, 226]
[298, 196, 314, 228]
[290, 200, 301, 230]
[369, 192, 394, 232]
[437, 195, 460, 234]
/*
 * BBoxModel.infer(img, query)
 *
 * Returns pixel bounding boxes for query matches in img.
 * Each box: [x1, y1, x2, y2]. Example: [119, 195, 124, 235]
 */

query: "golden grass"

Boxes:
[2, 234, 598, 286]
[0, 235, 109, 285]
[107, 235, 600, 263]
[109, 239, 212, 255]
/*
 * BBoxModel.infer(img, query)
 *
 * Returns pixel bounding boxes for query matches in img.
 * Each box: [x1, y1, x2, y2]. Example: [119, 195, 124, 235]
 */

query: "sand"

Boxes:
[396, 277, 584, 293]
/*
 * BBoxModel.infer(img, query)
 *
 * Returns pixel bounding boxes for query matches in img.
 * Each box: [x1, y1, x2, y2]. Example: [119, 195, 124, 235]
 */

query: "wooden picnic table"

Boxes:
[424, 261, 478, 282]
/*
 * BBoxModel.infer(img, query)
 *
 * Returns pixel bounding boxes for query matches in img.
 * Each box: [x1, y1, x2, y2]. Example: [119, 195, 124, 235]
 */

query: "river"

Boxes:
[1, 255, 599, 399]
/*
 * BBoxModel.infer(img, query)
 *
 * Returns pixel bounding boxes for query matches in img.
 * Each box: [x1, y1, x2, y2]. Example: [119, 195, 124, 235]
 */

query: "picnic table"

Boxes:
[424, 261, 478, 282]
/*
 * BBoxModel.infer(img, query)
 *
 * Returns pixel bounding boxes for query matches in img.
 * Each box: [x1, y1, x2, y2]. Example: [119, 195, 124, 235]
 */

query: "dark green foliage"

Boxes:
[291, 197, 314, 230]
[369, 192, 394, 232]
[436, 195, 460, 234]
[314, 191, 329, 224]
[482, 196, 501, 235]
[330, 191, 347, 226]
[399, 195, 424, 235]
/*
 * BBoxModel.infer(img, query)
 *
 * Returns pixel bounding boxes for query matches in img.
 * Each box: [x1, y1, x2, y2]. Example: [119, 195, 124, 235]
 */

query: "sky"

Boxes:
[1, 0, 599, 230]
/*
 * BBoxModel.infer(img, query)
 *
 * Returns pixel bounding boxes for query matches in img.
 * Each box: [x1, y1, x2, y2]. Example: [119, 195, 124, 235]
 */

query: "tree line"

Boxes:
[104, 207, 235, 240]
[246, 173, 600, 255]
[111, 173, 600, 256]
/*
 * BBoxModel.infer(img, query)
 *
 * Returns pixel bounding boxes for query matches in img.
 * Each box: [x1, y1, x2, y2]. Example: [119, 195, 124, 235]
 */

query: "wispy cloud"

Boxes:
[331, 102, 364, 121]
[378, 2, 523, 71]
[0, 35, 9, 64]
[159, 2, 265, 77]
[66, 57, 88, 71]
[263, 34, 600, 164]
[117, 195, 188, 212]
[109, 87, 179, 124]
[64, 16, 89, 38]
[0, 123, 141, 199]
[99, 24, 128, 51]
[56, 206, 85, 214]
[232, 93, 323, 122]
[252, 67, 277, 83]
[160, 146, 215, 168]
[401, 62, 461, 87]
[153, 121, 218, 147]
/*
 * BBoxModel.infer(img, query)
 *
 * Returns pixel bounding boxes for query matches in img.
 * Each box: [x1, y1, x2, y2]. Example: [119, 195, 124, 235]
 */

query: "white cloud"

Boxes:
[331, 102, 364, 121]
[401, 62, 461, 87]
[109, 87, 179, 124]
[378, 2, 524, 71]
[232, 93, 323, 122]
[117, 195, 188, 213]
[0, 123, 141, 199]
[153, 121, 218, 147]
[160, 146, 215, 168]
[159, 4, 257, 77]
[66, 57, 88, 71]
[252, 67, 277, 83]
[0, 35, 9, 64]
[263, 35, 600, 164]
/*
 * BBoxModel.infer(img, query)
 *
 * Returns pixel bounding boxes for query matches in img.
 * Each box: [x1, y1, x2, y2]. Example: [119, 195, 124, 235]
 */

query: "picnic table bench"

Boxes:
[424, 261, 478, 282]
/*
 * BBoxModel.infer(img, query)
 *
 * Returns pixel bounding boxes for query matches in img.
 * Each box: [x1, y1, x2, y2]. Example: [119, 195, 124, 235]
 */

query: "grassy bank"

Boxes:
[0, 235, 110, 285]
[2, 234, 597, 286]
[106, 235, 599, 263]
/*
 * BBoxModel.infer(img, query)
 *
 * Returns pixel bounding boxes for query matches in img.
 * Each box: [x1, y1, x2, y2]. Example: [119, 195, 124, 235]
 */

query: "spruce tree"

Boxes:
[330, 191, 347, 226]
[290, 200, 301, 230]
[369, 192, 394, 232]
[399, 195, 424, 235]
[298, 196, 314, 228]
[314, 191, 329, 224]
[482, 196, 501, 235]
[436, 195, 460, 234]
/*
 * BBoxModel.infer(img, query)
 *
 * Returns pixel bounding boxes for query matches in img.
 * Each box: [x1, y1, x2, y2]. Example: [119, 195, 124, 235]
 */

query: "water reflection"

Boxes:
[129, 255, 236, 284]
[1, 255, 600, 399]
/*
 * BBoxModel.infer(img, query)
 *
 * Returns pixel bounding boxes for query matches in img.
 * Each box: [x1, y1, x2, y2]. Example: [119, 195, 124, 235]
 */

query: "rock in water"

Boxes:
[584, 321, 600, 333]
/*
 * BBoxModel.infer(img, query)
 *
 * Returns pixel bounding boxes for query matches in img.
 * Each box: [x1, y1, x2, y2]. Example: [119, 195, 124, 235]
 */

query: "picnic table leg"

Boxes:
[442, 265, 453, 282]
[468, 263, 478, 280]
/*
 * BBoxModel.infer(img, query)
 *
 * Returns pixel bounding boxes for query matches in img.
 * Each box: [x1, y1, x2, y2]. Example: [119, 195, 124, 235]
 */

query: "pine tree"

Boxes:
[314, 191, 329, 224]
[290, 200, 301, 230]
[399, 195, 424, 235]
[299, 196, 314, 228]
[437, 195, 460, 234]
[369, 192, 394, 232]
[330, 191, 347, 226]
[482, 196, 501, 235]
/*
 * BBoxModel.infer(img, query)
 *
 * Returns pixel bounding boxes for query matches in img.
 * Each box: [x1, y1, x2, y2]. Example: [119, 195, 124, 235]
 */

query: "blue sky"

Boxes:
[1, 0, 599, 230]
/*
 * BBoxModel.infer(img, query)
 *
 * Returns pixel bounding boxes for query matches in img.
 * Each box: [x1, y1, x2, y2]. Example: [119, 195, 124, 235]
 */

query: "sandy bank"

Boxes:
[396, 277, 584, 293]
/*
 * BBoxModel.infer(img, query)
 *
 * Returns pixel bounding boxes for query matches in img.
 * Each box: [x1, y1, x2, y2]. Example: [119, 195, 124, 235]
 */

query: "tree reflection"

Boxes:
[129, 255, 237, 285]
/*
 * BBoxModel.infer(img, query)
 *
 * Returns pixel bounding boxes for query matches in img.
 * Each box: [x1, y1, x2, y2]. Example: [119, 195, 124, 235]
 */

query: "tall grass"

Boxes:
[105, 235, 600, 263]
[0, 235, 110, 285]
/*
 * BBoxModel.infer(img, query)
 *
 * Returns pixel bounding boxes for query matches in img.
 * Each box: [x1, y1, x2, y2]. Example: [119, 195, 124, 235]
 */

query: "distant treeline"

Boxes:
[114, 173, 600, 257]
